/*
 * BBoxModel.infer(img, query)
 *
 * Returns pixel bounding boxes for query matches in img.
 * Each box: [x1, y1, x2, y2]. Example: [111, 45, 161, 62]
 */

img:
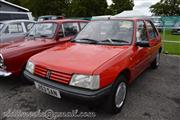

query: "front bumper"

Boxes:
[24, 71, 112, 101]
[0, 69, 12, 77]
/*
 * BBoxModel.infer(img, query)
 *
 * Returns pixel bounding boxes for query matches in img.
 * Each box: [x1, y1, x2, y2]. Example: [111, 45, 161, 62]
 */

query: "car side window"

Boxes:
[63, 22, 79, 37]
[4, 23, 23, 34]
[136, 21, 148, 42]
[24, 22, 34, 32]
[80, 22, 88, 30]
[145, 21, 158, 39]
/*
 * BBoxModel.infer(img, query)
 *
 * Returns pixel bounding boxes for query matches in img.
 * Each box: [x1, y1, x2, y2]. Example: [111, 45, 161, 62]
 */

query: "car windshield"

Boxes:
[74, 20, 134, 45]
[28, 23, 57, 38]
[0, 23, 4, 32]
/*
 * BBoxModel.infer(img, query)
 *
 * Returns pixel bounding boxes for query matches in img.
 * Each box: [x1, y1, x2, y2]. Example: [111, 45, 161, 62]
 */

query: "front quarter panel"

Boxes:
[93, 46, 133, 88]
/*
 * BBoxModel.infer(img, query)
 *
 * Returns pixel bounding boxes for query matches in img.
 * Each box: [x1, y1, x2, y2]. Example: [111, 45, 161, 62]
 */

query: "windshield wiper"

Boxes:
[73, 38, 99, 44]
[101, 39, 129, 44]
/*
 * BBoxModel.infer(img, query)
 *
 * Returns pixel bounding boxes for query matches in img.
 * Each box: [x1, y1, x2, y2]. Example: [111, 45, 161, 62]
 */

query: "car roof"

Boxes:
[0, 19, 36, 24]
[92, 17, 146, 21]
[39, 19, 88, 23]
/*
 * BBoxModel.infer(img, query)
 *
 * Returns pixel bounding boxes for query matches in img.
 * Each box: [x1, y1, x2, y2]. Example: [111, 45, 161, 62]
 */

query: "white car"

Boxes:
[0, 20, 35, 43]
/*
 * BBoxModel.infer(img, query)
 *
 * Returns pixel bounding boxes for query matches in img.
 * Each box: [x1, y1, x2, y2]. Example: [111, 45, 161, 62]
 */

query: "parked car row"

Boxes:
[0, 18, 162, 114]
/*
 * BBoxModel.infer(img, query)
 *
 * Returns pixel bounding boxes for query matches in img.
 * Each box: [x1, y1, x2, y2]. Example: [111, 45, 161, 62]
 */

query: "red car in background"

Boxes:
[24, 18, 161, 113]
[0, 19, 88, 81]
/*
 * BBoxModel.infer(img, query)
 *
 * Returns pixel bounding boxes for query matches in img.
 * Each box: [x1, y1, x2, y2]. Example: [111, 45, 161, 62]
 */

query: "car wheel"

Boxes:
[105, 75, 127, 114]
[151, 52, 160, 69]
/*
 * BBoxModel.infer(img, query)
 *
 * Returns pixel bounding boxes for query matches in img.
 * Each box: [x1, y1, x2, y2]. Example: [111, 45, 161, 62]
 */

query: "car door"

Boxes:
[131, 20, 150, 78]
[145, 20, 161, 62]
[2, 22, 25, 42]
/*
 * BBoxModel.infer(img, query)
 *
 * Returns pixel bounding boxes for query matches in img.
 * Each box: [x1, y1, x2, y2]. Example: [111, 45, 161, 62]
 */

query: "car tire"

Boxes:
[105, 74, 127, 114]
[151, 52, 160, 69]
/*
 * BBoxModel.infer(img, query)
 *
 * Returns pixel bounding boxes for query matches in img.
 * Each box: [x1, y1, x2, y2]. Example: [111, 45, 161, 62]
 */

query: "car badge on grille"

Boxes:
[46, 70, 52, 79]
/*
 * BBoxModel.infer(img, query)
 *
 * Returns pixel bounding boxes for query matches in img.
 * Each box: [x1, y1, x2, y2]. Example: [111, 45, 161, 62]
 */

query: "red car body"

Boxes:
[0, 19, 88, 77]
[24, 18, 162, 113]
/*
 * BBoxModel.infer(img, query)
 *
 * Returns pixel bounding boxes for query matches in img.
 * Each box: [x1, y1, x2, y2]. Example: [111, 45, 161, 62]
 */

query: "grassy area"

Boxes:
[160, 30, 180, 41]
[160, 30, 180, 55]
[163, 42, 180, 55]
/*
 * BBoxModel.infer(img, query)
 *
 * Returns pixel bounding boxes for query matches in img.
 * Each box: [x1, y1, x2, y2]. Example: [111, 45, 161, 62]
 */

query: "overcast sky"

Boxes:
[107, 0, 161, 14]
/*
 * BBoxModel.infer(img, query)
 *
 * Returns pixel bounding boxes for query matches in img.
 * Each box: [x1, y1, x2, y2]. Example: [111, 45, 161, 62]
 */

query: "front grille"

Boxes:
[34, 65, 47, 78]
[34, 65, 71, 84]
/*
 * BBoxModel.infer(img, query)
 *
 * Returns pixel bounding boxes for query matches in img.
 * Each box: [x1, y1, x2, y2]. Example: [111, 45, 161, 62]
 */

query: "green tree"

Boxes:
[150, 0, 180, 16]
[66, 0, 109, 17]
[110, 0, 134, 15]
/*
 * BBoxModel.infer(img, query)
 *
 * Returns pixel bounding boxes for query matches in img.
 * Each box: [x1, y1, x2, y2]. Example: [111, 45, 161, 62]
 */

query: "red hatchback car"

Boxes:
[0, 19, 88, 80]
[24, 18, 161, 113]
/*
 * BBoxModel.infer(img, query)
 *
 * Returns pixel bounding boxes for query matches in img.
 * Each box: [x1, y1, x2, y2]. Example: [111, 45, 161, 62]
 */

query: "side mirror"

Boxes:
[136, 41, 150, 47]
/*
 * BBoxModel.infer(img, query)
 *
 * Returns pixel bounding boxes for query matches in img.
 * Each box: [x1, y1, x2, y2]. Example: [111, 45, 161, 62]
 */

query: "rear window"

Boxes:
[0, 13, 29, 21]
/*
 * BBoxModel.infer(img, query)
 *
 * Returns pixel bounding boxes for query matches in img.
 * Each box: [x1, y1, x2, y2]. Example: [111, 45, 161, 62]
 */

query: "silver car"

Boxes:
[0, 20, 35, 43]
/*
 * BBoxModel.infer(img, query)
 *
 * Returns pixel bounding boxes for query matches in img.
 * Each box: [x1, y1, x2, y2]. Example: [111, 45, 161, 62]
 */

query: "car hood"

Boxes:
[0, 38, 54, 57]
[31, 42, 130, 74]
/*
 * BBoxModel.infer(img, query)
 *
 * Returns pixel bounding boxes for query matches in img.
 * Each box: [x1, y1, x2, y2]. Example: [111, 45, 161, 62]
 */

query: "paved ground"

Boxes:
[0, 55, 180, 120]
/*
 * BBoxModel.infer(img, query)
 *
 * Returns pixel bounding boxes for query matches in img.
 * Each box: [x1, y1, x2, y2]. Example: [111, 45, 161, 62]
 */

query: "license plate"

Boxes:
[35, 82, 61, 98]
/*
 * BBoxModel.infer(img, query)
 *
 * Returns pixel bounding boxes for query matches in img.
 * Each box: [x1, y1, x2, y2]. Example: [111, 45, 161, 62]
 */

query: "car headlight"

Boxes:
[26, 61, 35, 74]
[69, 74, 100, 90]
[0, 54, 4, 67]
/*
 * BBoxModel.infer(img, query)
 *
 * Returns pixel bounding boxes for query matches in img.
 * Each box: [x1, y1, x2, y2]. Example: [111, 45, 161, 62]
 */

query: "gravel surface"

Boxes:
[0, 55, 180, 120]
